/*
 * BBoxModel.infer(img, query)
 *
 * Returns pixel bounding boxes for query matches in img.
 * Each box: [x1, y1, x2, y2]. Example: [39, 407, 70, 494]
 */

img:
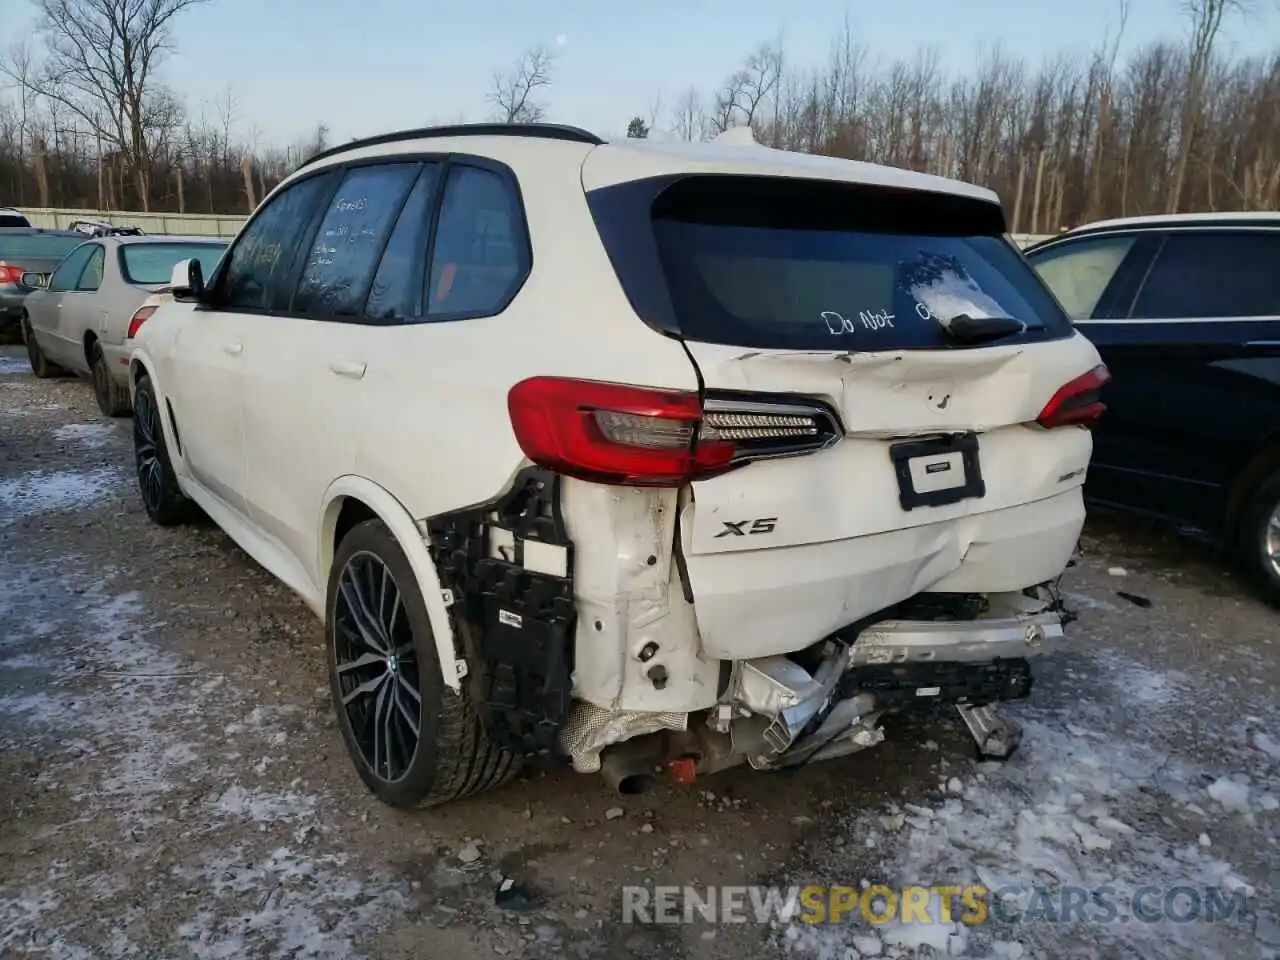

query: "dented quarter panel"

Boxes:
[559, 478, 720, 713]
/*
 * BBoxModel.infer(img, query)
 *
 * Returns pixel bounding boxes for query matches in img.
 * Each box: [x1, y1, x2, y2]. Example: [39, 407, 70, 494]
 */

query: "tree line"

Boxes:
[1, 0, 1276, 231]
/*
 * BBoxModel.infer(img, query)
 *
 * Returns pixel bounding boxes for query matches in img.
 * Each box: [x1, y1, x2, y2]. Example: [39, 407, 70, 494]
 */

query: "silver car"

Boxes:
[23, 235, 226, 416]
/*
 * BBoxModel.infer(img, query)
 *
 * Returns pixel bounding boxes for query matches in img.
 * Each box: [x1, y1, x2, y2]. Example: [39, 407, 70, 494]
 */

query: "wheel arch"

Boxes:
[1226, 433, 1280, 544]
[320, 476, 462, 693]
[82, 328, 99, 367]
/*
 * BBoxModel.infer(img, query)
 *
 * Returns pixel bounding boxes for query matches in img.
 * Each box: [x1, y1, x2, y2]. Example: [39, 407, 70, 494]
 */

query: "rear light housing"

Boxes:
[1036, 364, 1111, 429]
[0, 262, 25, 284]
[127, 305, 157, 339]
[507, 377, 840, 487]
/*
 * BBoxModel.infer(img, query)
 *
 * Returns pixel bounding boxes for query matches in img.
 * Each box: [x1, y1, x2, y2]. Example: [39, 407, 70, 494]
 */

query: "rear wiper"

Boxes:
[941, 313, 1041, 345]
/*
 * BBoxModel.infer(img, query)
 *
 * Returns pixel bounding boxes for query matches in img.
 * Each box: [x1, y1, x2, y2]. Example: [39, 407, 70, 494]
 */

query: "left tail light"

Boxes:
[127, 305, 157, 339]
[0, 262, 25, 284]
[1036, 364, 1111, 429]
[507, 377, 839, 487]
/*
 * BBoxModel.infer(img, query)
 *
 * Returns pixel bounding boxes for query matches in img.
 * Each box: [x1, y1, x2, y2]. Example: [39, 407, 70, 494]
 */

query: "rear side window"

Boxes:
[1131, 232, 1280, 319]
[77, 246, 105, 291]
[121, 243, 226, 285]
[218, 172, 332, 311]
[364, 164, 442, 323]
[591, 176, 1072, 351]
[293, 162, 421, 317]
[0, 233, 85, 261]
[1027, 235, 1136, 320]
[0, 213, 30, 227]
[425, 165, 527, 319]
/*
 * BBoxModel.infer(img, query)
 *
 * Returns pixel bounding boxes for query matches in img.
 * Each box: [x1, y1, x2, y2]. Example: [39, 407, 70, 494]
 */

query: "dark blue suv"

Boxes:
[1025, 213, 1280, 606]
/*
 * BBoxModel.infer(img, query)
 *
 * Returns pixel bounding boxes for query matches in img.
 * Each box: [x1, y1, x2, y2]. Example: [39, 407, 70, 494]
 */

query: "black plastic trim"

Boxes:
[300, 123, 603, 170]
[890, 432, 986, 510]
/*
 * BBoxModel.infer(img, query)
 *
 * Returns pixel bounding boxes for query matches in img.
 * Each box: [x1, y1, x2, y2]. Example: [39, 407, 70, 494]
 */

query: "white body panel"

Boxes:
[130, 128, 1097, 722]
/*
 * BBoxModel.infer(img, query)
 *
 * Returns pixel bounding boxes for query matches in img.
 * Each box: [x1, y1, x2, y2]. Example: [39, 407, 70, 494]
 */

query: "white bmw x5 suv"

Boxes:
[128, 122, 1107, 806]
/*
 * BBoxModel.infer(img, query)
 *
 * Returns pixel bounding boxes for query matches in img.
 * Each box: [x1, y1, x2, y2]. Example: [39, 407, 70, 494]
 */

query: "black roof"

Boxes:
[303, 123, 604, 169]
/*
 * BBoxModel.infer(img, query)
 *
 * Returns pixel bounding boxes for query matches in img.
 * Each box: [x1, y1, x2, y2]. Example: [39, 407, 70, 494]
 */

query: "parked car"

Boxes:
[22, 235, 226, 415]
[69, 217, 145, 238]
[1, 206, 32, 228]
[1023, 212, 1280, 604]
[0, 228, 87, 344]
[128, 122, 1105, 808]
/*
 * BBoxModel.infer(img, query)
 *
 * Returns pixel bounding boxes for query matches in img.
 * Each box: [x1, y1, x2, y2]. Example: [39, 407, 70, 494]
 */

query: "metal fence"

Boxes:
[15, 208, 1055, 249]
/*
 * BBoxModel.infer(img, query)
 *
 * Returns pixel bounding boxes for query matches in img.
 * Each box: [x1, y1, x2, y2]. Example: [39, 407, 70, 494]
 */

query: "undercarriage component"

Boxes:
[838, 657, 1034, 709]
[956, 702, 1024, 759]
[429, 468, 577, 760]
[848, 611, 1062, 667]
[560, 701, 688, 773]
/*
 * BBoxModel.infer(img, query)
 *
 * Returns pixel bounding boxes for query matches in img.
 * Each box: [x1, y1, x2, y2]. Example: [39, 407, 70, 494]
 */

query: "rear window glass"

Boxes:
[0, 233, 85, 260]
[0, 213, 30, 227]
[120, 242, 227, 285]
[596, 176, 1073, 351]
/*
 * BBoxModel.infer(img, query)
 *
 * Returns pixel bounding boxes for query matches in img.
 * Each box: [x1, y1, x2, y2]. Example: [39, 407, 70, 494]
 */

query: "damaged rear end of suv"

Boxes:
[420, 132, 1106, 799]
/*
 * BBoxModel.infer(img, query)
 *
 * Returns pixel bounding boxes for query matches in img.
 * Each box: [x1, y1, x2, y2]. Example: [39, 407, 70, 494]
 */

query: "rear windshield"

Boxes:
[0, 213, 30, 227]
[120, 242, 226, 285]
[0, 232, 84, 260]
[590, 175, 1072, 351]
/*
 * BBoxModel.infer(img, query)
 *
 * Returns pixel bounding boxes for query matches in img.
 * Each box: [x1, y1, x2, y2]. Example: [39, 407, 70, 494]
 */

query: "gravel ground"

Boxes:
[1, 344, 1277, 960]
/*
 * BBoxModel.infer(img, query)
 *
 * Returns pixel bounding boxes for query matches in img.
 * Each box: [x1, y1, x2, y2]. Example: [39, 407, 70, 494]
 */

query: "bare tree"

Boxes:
[488, 45, 555, 123]
[671, 87, 705, 141]
[710, 43, 784, 133]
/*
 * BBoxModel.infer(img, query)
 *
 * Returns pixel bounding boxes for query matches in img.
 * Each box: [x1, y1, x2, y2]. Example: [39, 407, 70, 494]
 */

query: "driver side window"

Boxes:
[216, 173, 333, 311]
[47, 244, 95, 293]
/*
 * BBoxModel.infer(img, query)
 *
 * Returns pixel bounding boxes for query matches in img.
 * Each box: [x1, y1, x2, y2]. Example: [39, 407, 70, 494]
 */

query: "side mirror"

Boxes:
[170, 258, 206, 302]
[20, 272, 48, 289]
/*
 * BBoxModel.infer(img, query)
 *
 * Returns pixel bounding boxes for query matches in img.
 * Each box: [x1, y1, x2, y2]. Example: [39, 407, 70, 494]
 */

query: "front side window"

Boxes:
[121, 243, 227, 285]
[1026, 234, 1136, 320]
[217, 173, 333, 311]
[425, 165, 527, 318]
[77, 246, 105, 291]
[46, 244, 95, 293]
[292, 162, 421, 317]
[1131, 231, 1280, 319]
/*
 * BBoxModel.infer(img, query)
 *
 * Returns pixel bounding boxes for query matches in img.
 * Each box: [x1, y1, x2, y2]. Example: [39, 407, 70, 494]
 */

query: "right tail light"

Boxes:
[127, 305, 157, 339]
[1036, 364, 1111, 429]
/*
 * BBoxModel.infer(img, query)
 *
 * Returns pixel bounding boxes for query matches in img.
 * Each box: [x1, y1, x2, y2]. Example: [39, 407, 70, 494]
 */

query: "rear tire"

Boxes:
[23, 317, 64, 379]
[327, 519, 520, 808]
[133, 375, 195, 526]
[91, 341, 132, 417]
[1239, 470, 1280, 609]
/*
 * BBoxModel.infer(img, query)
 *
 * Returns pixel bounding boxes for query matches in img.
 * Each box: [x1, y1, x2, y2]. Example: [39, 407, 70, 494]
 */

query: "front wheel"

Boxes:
[327, 518, 520, 808]
[1239, 469, 1280, 609]
[133, 375, 195, 526]
[91, 341, 132, 417]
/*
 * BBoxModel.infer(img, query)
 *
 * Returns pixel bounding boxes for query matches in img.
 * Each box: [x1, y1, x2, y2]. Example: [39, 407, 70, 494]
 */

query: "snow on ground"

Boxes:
[0, 353, 29, 374]
[0, 557, 409, 957]
[0, 466, 125, 525]
[53, 422, 119, 450]
[783, 647, 1279, 960]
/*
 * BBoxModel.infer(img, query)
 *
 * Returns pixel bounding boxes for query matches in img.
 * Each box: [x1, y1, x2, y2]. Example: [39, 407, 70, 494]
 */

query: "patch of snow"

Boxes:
[0, 466, 124, 524]
[909, 269, 1009, 325]
[0, 353, 29, 375]
[213, 784, 318, 824]
[1253, 732, 1280, 761]
[53, 422, 117, 450]
[1207, 776, 1253, 816]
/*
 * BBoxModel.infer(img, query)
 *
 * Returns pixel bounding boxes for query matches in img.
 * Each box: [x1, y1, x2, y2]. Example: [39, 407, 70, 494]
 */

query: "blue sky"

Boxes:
[5, 0, 1278, 147]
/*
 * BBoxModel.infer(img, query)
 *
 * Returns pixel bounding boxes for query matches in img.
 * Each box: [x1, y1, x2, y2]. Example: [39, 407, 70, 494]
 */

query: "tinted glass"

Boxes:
[365, 164, 442, 323]
[77, 246, 105, 290]
[1027, 235, 1136, 320]
[219, 173, 331, 311]
[121, 243, 227, 285]
[0, 213, 30, 227]
[0, 233, 86, 260]
[47, 244, 95, 292]
[293, 163, 421, 317]
[426, 165, 526, 317]
[1131, 232, 1280, 319]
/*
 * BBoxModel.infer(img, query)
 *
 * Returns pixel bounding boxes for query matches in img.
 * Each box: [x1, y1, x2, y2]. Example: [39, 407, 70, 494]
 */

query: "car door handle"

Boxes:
[222, 340, 243, 356]
[329, 359, 367, 380]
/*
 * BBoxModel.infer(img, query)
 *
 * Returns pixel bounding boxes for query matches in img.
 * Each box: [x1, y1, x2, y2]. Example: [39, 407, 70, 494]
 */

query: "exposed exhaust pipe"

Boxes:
[598, 737, 664, 795]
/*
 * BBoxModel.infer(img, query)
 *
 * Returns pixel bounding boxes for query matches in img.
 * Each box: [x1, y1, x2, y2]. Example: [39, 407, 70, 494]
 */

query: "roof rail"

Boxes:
[301, 123, 604, 168]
